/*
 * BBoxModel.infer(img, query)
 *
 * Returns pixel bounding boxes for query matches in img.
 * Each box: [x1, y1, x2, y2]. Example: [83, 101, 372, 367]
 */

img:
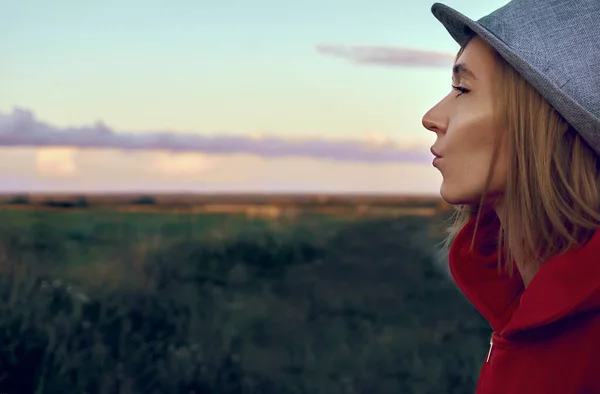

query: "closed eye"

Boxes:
[451, 84, 470, 97]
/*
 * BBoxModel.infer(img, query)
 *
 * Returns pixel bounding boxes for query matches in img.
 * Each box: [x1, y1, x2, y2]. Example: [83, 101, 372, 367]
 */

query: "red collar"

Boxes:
[449, 209, 600, 337]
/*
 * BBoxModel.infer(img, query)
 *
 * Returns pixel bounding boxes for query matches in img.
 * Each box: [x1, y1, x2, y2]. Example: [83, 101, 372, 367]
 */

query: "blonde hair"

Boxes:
[443, 35, 600, 276]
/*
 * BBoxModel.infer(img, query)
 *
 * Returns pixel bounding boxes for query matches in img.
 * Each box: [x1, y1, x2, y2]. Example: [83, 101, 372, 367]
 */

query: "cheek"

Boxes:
[438, 120, 503, 204]
[434, 88, 506, 203]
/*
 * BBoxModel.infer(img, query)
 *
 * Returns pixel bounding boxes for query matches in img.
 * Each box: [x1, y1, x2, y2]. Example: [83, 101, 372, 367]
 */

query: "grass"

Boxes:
[0, 208, 489, 394]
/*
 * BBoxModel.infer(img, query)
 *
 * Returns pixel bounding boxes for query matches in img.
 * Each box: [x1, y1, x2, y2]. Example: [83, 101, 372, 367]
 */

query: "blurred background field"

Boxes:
[0, 1, 510, 392]
[0, 193, 489, 394]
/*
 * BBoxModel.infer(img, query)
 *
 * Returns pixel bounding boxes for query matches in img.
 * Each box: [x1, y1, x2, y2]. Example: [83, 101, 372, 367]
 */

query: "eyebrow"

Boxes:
[452, 63, 478, 81]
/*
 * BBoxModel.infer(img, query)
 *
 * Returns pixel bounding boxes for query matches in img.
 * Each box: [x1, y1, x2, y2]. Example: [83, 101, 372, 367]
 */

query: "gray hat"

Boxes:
[431, 0, 600, 155]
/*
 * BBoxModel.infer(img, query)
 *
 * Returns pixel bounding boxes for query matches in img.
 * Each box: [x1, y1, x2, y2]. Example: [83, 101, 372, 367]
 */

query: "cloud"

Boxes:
[151, 152, 219, 176]
[36, 147, 78, 177]
[0, 148, 442, 194]
[0, 108, 432, 164]
[315, 44, 455, 69]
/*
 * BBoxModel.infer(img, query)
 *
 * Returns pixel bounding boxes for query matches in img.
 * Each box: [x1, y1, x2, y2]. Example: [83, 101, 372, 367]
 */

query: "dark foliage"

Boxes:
[131, 196, 157, 205]
[0, 213, 489, 394]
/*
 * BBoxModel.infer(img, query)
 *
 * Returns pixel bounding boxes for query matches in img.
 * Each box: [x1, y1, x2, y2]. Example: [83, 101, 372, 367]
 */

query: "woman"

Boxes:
[421, 1, 600, 393]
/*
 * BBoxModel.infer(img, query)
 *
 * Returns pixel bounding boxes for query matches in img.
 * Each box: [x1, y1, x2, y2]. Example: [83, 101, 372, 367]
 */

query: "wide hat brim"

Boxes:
[431, 3, 491, 48]
[431, 2, 600, 156]
[431, 3, 525, 76]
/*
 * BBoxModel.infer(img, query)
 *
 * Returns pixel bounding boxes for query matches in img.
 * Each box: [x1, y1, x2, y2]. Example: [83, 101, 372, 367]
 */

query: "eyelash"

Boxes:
[451, 84, 470, 97]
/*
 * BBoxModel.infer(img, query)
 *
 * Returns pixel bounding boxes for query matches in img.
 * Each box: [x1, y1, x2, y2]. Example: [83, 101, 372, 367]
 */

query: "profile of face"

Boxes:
[421, 36, 508, 205]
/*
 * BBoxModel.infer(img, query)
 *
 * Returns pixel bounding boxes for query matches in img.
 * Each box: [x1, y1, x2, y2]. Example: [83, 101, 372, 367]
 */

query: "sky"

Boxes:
[0, 0, 509, 194]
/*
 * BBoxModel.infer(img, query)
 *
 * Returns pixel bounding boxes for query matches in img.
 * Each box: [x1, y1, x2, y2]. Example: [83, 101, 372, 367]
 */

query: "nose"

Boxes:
[421, 103, 447, 134]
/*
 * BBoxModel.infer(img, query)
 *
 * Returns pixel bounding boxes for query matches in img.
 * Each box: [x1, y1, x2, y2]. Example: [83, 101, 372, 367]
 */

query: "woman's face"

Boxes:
[421, 36, 507, 205]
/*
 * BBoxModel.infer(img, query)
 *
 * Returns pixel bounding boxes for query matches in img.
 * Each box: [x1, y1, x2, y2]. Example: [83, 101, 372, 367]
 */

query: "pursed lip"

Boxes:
[430, 146, 442, 158]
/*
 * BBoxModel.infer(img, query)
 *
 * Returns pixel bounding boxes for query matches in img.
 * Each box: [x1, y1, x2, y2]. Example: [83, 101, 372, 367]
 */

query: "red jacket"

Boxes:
[449, 209, 600, 394]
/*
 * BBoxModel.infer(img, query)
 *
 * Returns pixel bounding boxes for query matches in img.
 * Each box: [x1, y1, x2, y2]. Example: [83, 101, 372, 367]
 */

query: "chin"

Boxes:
[439, 184, 481, 206]
[440, 183, 504, 207]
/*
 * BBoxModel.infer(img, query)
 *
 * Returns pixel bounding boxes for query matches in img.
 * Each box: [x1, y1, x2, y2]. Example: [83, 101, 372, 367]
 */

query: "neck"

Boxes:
[493, 200, 539, 288]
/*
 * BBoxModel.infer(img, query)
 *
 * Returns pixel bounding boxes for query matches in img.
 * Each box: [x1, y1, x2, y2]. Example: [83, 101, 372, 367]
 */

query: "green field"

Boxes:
[0, 208, 489, 394]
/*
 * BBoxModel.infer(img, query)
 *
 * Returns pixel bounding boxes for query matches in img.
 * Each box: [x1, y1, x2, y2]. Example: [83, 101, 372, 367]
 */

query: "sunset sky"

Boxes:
[0, 0, 508, 194]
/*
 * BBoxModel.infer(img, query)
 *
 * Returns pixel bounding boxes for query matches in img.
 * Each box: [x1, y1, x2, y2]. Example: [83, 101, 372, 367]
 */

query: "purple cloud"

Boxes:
[0, 108, 432, 164]
[315, 44, 455, 68]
